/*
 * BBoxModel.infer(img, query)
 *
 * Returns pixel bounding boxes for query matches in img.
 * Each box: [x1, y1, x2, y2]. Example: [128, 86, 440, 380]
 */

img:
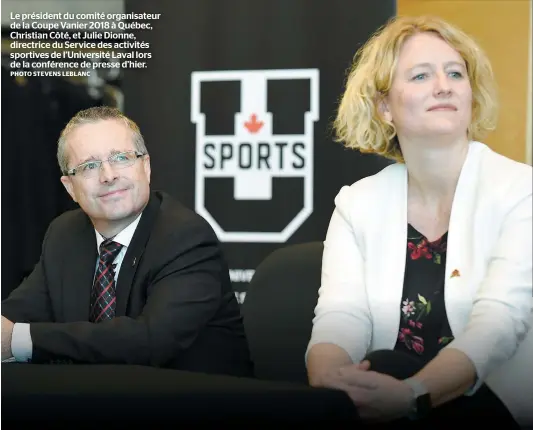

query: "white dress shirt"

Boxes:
[10, 212, 143, 362]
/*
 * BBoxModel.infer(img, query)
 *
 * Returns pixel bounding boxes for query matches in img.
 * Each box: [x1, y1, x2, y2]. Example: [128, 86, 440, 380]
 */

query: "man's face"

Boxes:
[60, 119, 151, 229]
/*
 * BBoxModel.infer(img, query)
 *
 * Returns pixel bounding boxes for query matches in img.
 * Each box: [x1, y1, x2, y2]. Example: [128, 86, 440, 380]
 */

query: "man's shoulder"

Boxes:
[48, 207, 90, 233]
[36, 208, 93, 254]
[155, 190, 211, 227]
[151, 190, 218, 240]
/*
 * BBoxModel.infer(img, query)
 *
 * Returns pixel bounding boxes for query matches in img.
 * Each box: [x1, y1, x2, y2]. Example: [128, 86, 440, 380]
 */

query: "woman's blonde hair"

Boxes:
[333, 15, 498, 163]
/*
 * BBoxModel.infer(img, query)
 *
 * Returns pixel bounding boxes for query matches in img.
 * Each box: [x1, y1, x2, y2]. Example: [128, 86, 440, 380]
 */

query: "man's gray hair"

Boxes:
[57, 106, 148, 175]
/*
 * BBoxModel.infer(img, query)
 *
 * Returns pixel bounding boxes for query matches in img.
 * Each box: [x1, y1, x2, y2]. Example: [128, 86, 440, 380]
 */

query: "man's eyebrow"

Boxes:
[77, 155, 99, 165]
[77, 149, 123, 165]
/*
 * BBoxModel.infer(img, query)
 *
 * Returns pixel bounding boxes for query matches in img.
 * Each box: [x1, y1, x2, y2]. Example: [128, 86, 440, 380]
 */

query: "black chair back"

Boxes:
[242, 241, 323, 384]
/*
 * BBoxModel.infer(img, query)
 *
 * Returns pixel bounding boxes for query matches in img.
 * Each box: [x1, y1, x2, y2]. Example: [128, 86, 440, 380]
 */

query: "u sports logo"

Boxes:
[191, 69, 320, 243]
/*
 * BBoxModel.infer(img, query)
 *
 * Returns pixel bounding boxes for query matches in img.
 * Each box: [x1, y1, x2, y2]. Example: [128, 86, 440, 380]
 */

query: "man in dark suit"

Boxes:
[1, 106, 253, 377]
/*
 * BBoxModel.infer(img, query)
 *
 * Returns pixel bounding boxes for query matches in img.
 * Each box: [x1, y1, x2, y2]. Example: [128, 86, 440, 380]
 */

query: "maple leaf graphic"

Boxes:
[244, 114, 264, 133]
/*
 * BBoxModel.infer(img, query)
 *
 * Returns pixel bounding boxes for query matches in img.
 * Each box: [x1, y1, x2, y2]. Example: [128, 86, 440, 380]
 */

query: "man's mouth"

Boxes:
[99, 189, 127, 198]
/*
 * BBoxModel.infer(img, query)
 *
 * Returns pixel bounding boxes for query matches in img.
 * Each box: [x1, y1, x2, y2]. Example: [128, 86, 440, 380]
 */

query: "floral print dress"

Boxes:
[393, 224, 454, 363]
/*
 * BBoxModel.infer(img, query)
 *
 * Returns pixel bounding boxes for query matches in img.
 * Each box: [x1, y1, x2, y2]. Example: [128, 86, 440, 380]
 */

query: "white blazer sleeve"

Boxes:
[447, 173, 533, 394]
[306, 186, 372, 364]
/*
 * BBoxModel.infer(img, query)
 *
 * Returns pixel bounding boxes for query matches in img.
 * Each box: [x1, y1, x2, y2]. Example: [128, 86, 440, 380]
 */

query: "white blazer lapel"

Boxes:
[367, 164, 408, 351]
[444, 142, 482, 336]
[369, 143, 482, 351]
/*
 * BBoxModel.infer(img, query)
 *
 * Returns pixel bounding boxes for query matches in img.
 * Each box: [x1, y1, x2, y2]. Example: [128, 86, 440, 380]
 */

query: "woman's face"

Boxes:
[382, 32, 473, 142]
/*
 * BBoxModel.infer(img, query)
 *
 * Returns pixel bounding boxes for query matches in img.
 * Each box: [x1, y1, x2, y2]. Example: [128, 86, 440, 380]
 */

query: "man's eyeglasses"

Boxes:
[67, 151, 146, 178]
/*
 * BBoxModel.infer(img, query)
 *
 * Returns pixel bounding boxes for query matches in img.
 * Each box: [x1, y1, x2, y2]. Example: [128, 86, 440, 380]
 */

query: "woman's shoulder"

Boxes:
[337, 162, 404, 198]
[473, 141, 532, 192]
[333, 162, 405, 221]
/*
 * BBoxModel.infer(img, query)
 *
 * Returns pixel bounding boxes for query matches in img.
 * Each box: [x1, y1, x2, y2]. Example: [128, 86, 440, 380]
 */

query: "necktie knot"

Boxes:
[99, 239, 123, 265]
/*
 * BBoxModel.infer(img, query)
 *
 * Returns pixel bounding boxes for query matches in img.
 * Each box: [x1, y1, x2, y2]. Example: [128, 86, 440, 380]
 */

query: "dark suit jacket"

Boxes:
[2, 190, 254, 377]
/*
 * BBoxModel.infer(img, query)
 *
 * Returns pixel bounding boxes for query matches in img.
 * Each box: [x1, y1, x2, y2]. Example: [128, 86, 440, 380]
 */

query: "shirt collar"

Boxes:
[95, 212, 143, 253]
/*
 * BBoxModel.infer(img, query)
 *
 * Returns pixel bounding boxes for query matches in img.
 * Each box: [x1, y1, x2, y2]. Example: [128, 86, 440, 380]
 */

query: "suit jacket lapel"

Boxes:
[444, 142, 481, 335]
[115, 192, 162, 316]
[63, 216, 97, 322]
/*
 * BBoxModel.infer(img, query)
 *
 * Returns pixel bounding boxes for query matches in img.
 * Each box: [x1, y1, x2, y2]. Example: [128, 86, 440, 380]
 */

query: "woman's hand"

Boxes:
[322, 365, 414, 422]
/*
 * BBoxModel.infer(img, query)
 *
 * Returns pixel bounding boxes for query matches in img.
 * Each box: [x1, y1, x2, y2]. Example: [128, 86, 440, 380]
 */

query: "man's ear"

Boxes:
[60, 176, 77, 202]
[142, 155, 151, 184]
[376, 93, 393, 123]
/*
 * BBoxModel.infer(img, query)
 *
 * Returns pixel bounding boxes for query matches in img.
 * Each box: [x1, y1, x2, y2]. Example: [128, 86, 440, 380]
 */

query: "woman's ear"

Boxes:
[376, 93, 393, 123]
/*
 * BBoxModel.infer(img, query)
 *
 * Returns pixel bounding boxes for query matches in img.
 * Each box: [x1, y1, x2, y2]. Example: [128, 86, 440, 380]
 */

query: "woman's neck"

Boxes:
[401, 136, 470, 204]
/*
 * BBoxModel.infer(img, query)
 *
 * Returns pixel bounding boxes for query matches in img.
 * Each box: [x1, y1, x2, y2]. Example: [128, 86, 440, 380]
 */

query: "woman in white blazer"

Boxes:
[306, 15, 532, 427]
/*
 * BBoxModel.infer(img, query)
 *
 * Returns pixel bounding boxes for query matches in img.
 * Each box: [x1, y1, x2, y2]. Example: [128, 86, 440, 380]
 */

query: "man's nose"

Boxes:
[98, 162, 119, 183]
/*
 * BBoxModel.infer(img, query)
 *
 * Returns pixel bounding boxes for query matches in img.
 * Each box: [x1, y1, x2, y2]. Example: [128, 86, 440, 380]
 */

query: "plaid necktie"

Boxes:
[89, 239, 123, 323]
